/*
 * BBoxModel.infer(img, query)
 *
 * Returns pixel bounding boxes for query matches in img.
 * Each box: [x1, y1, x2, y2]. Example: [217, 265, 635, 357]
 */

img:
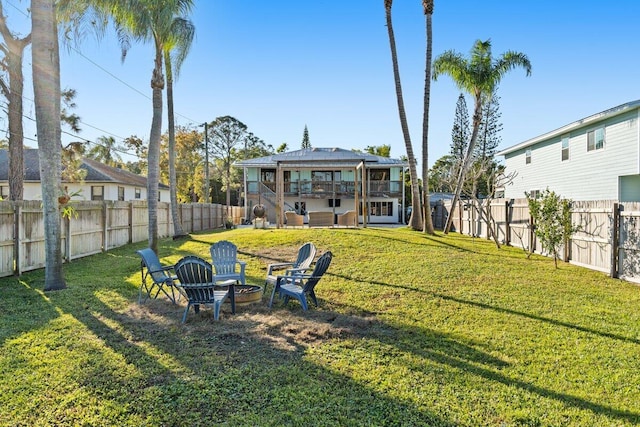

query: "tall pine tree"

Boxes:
[450, 93, 469, 160]
[301, 125, 311, 149]
[474, 90, 502, 160]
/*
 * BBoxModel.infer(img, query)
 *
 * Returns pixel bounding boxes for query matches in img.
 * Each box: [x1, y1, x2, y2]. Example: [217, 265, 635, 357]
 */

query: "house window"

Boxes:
[135, 188, 141, 199]
[294, 201, 306, 215]
[587, 127, 605, 151]
[91, 186, 104, 201]
[525, 149, 532, 164]
[561, 136, 570, 161]
[118, 186, 125, 201]
[0, 186, 8, 199]
[369, 169, 390, 181]
[362, 201, 394, 217]
[312, 171, 340, 192]
[528, 189, 540, 199]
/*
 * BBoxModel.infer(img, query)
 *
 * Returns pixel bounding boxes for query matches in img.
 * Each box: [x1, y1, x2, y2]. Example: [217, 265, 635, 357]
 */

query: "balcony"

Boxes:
[246, 180, 403, 198]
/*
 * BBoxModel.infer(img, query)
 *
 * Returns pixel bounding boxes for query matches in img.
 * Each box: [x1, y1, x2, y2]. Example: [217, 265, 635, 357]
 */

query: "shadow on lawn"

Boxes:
[330, 274, 640, 424]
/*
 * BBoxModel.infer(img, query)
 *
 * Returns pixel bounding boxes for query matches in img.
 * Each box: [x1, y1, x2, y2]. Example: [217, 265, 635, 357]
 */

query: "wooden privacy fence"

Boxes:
[440, 198, 640, 284]
[0, 200, 243, 278]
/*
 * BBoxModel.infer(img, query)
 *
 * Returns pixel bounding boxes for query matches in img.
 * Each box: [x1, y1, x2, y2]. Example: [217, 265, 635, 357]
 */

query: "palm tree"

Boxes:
[384, 0, 422, 231]
[87, 0, 195, 253]
[433, 39, 531, 233]
[0, 2, 31, 201]
[421, 0, 435, 235]
[164, 17, 195, 239]
[31, 0, 66, 290]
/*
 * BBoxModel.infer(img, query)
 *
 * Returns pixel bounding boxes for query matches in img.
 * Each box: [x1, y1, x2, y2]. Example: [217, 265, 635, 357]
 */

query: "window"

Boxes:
[361, 201, 394, 217]
[135, 188, 141, 199]
[528, 189, 540, 199]
[525, 149, 532, 164]
[587, 127, 605, 151]
[294, 201, 306, 215]
[561, 136, 570, 161]
[369, 169, 390, 181]
[91, 186, 104, 201]
[0, 186, 8, 199]
[118, 186, 125, 201]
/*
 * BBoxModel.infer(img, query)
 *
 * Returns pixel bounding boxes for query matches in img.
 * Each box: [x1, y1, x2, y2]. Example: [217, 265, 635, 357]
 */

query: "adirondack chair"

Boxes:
[265, 242, 316, 295]
[174, 255, 235, 322]
[135, 248, 179, 304]
[269, 251, 333, 310]
[209, 240, 246, 287]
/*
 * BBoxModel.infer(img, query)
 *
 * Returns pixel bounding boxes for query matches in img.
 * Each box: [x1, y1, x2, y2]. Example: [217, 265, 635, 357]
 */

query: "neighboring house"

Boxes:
[497, 100, 640, 201]
[0, 148, 169, 202]
[234, 147, 407, 225]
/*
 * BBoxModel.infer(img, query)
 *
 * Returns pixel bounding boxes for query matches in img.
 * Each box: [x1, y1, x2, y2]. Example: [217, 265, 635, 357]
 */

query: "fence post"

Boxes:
[610, 202, 619, 278]
[13, 201, 21, 276]
[505, 200, 511, 246]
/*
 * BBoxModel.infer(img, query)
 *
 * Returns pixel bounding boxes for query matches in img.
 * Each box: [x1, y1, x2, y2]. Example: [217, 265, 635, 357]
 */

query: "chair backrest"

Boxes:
[210, 240, 239, 276]
[174, 255, 213, 284]
[136, 248, 171, 282]
[302, 251, 333, 292]
[294, 242, 317, 270]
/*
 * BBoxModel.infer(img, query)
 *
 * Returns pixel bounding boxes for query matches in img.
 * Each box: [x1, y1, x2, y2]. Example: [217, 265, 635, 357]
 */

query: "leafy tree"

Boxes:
[276, 142, 288, 153]
[433, 39, 531, 233]
[122, 135, 146, 174]
[420, 0, 435, 235]
[61, 88, 81, 132]
[451, 93, 469, 160]
[365, 144, 391, 157]
[301, 125, 311, 149]
[428, 154, 457, 193]
[32, 0, 65, 290]
[160, 125, 204, 202]
[384, 0, 422, 231]
[526, 189, 579, 268]
[0, 1, 30, 201]
[207, 116, 247, 216]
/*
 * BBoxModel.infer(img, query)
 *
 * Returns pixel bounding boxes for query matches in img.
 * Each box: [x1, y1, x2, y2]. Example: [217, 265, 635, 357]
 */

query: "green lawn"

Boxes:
[1, 227, 639, 426]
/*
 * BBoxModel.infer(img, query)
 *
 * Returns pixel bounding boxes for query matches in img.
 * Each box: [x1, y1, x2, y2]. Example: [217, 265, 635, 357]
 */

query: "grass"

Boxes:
[1, 226, 639, 426]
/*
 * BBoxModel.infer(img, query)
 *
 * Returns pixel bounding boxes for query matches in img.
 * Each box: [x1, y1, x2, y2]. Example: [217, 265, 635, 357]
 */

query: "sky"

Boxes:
[4, 0, 640, 168]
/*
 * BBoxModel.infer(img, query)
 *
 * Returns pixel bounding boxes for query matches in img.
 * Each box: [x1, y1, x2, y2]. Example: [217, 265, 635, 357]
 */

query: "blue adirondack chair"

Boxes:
[269, 251, 333, 311]
[135, 248, 179, 304]
[209, 240, 246, 287]
[264, 242, 317, 295]
[174, 255, 235, 322]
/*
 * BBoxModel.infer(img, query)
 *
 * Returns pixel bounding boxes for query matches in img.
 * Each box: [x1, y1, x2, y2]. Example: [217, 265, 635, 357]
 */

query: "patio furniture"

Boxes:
[337, 210, 357, 227]
[285, 211, 304, 228]
[264, 242, 317, 295]
[135, 248, 179, 304]
[308, 211, 334, 227]
[269, 251, 333, 311]
[210, 240, 247, 287]
[174, 255, 235, 322]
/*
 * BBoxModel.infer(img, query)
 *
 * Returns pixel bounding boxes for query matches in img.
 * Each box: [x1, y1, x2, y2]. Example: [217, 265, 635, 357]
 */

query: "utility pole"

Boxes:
[200, 122, 209, 203]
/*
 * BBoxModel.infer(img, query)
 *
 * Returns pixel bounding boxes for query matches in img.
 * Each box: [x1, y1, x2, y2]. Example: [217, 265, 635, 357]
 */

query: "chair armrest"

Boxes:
[267, 262, 294, 275]
[284, 267, 310, 275]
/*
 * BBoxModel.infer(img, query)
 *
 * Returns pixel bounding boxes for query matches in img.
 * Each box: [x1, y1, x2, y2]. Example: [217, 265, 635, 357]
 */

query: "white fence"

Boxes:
[0, 200, 243, 277]
[441, 198, 640, 284]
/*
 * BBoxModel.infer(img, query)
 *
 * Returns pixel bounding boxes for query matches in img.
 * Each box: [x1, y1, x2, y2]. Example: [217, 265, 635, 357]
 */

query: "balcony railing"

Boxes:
[246, 180, 403, 198]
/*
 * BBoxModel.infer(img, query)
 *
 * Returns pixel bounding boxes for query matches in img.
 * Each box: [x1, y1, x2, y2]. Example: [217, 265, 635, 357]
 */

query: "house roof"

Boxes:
[234, 147, 407, 168]
[497, 99, 640, 156]
[0, 148, 168, 189]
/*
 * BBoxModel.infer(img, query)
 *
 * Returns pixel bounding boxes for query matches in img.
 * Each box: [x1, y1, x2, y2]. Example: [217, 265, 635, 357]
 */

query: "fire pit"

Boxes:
[230, 284, 263, 305]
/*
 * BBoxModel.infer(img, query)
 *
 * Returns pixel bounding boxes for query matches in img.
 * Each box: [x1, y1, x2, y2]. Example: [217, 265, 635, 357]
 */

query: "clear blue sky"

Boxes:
[5, 0, 640, 167]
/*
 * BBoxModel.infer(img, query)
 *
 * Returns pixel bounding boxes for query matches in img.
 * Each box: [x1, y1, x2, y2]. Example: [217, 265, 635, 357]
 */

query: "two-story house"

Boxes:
[234, 147, 407, 225]
[0, 148, 169, 202]
[497, 100, 640, 202]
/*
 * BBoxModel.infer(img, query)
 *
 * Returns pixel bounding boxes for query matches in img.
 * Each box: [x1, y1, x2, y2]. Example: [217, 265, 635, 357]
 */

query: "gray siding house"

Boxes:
[497, 100, 640, 201]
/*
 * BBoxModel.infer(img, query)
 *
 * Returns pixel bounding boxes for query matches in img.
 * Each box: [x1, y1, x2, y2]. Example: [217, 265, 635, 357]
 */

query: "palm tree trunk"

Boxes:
[31, 0, 66, 290]
[165, 52, 186, 238]
[385, 0, 422, 231]
[421, 0, 434, 234]
[147, 47, 164, 253]
[444, 95, 483, 234]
